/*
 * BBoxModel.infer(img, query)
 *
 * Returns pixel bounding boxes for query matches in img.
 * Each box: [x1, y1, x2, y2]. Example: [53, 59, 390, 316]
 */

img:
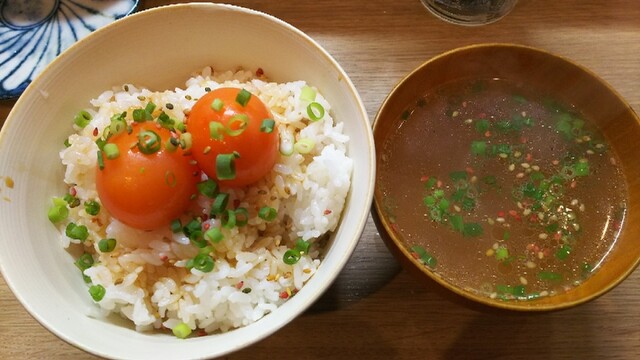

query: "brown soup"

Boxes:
[378, 78, 627, 301]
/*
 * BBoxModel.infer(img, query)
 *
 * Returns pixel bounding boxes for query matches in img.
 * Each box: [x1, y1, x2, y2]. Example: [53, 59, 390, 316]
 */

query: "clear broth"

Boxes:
[378, 78, 627, 301]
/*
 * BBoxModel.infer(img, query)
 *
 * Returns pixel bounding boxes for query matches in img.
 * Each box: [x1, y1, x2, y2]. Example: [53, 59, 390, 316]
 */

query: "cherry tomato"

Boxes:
[96, 122, 199, 230]
[187, 87, 279, 187]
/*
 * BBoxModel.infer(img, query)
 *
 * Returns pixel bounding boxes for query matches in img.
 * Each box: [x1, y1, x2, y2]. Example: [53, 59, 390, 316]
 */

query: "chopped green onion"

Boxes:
[410, 245, 437, 268]
[294, 138, 315, 154]
[74, 110, 92, 128]
[449, 171, 468, 182]
[65, 222, 89, 241]
[132, 108, 146, 122]
[145, 102, 157, 115]
[306, 102, 325, 121]
[513, 285, 526, 297]
[172, 323, 192, 339]
[183, 219, 202, 237]
[204, 227, 224, 243]
[260, 118, 275, 133]
[538, 271, 563, 281]
[179, 132, 192, 151]
[258, 206, 277, 221]
[97, 150, 105, 170]
[137, 130, 162, 154]
[235, 89, 252, 107]
[216, 153, 237, 180]
[89, 284, 106, 301]
[424, 177, 437, 189]
[103, 143, 120, 160]
[221, 209, 237, 229]
[197, 179, 219, 198]
[211, 98, 224, 111]
[574, 161, 590, 177]
[449, 214, 464, 232]
[300, 85, 317, 102]
[462, 223, 483, 237]
[471, 141, 487, 156]
[210, 193, 229, 215]
[74, 253, 94, 271]
[170, 219, 182, 233]
[47, 197, 69, 223]
[188, 253, 214, 273]
[209, 121, 225, 140]
[165, 136, 179, 152]
[84, 200, 100, 216]
[495, 246, 509, 261]
[555, 244, 572, 260]
[226, 114, 249, 137]
[98, 238, 117, 253]
[475, 119, 490, 133]
[295, 238, 311, 254]
[234, 207, 249, 227]
[157, 112, 175, 130]
[283, 249, 301, 265]
[109, 117, 127, 136]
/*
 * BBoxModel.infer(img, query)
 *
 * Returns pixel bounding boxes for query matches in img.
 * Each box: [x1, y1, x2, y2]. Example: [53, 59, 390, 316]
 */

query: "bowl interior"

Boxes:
[0, 3, 373, 359]
[373, 43, 640, 311]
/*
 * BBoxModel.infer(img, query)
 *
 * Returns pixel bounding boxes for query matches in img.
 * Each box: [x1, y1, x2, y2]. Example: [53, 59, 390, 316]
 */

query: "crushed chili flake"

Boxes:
[160, 255, 169, 262]
[256, 67, 264, 77]
[203, 222, 211, 230]
[279, 291, 289, 299]
[323, 209, 332, 215]
[236, 281, 244, 289]
[93, 127, 99, 136]
[484, 130, 491, 137]
[420, 175, 430, 182]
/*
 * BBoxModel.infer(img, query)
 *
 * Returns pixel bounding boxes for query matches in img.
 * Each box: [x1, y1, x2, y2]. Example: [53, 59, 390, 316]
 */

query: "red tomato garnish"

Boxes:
[96, 122, 199, 230]
[187, 87, 279, 187]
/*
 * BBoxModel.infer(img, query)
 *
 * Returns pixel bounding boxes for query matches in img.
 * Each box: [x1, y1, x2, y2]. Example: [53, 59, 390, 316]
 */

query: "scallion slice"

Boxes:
[306, 102, 325, 121]
[89, 284, 106, 301]
[258, 206, 277, 221]
[197, 179, 219, 198]
[221, 209, 237, 229]
[235, 89, 252, 107]
[47, 197, 69, 223]
[172, 323, 192, 339]
[234, 207, 249, 227]
[179, 132, 192, 151]
[209, 121, 225, 140]
[65, 222, 89, 241]
[97, 150, 105, 170]
[74, 110, 92, 128]
[216, 153, 237, 180]
[211, 98, 224, 111]
[294, 138, 315, 154]
[260, 118, 275, 133]
[137, 130, 162, 154]
[283, 249, 301, 265]
[226, 114, 249, 137]
[98, 238, 117, 253]
[170, 218, 182, 233]
[210, 193, 229, 215]
[103, 143, 120, 159]
[204, 227, 224, 243]
[300, 85, 317, 102]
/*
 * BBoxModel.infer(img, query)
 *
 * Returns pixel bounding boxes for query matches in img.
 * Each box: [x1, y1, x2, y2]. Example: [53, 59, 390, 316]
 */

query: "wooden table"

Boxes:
[1, 0, 639, 358]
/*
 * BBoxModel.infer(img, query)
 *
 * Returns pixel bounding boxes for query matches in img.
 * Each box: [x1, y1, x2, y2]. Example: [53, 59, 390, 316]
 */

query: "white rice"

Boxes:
[57, 67, 352, 334]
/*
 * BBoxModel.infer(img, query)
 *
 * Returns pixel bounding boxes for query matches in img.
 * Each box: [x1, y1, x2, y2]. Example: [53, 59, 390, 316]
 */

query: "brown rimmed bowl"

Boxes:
[372, 43, 640, 311]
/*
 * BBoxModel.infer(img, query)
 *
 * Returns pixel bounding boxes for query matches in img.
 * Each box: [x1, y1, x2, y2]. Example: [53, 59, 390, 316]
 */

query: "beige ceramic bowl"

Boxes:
[373, 43, 640, 311]
[0, 3, 374, 359]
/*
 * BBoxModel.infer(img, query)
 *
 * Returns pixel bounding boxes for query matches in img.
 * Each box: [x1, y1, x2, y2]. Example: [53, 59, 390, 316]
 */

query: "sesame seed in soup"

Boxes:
[378, 78, 627, 301]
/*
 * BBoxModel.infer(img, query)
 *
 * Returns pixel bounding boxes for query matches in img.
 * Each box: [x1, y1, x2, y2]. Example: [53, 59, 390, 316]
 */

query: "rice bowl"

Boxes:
[0, 3, 374, 359]
[56, 67, 352, 334]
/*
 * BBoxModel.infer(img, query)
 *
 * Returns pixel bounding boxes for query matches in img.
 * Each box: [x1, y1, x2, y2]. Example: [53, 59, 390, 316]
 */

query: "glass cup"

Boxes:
[420, 0, 518, 26]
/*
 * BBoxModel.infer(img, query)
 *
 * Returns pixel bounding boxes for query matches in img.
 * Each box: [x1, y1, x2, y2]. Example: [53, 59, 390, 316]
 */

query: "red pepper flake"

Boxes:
[197, 329, 207, 337]
[497, 210, 506, 218]
[324, 209, 332, 215]
[411, 252, 419, 260]
[570, 181, 577, 188]
[526, 153, 533, 162]
[69, 186, 77, 197]
[233, 199, 241, 208]
[529, 215, 538, 223]
[479, 112, 486, 119]
[93, 127, 99, 136]
[236, 281, 244, 289]
[554, 232, 562, 241]
[279, 291, 289, 299]
[520, 136, 528, 144]
[256, 67, 264, 77]
[390, 222, 400, 233]
[462, 101, 468, 108]
[484, 130, 491, 137]
[508, 210, 518, 217]
[465, 167, 474, 174]
[420, 175, 430, 182]
[526, 243, 536, 251]
[436, 180, 443, 188]
[160, 254, 169, 262]
[203, 222, 211, 230]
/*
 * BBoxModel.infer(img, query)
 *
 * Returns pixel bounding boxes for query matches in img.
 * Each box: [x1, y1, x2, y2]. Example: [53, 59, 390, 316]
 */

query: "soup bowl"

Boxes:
[372, 43, 640, 311]
[0, 3, 374, 359]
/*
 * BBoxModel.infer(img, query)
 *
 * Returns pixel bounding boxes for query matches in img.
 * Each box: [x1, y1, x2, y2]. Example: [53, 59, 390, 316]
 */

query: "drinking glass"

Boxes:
[421, 0, 518, 26]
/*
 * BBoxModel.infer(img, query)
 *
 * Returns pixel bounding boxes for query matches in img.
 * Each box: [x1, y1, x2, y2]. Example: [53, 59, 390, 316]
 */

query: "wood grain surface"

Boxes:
[1, 0, 639, 359]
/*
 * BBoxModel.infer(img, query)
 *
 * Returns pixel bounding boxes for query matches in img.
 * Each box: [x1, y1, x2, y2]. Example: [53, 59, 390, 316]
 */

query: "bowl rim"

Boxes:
[0, 2, 375, 358]
[372, 42, 640, 311]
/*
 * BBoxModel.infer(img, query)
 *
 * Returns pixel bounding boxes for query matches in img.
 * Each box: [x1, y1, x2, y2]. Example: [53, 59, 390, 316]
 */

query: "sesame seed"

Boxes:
[516, 172, 525, 178]
[521, 163, 531, 169]
[496, 217, 506, 223]
[526, 261, 536, 269]
[531, 165, 540, 171]
[486, 249, 495, 256]
[540, 291, 549, 297]
[492, 243, 500, 250]
[538, 252, 544, 259]
[464, 118, 473, 124]
[520, 276, 528, 285]
[579, 204, 585, 212]
[571, 199, 579, 206]
[573, 223, 581, 231]
[514, 151, 522, 158]
[539, 233, 548, 240]
[490, 292, 498, 299]
[499, 153, 509, 159]
[523, 208, 532, 216]
[509, 164, 516, 171]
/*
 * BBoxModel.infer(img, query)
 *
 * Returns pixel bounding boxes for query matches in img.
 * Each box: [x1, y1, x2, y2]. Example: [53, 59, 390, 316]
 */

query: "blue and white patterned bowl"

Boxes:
[0, 0, 138, 99]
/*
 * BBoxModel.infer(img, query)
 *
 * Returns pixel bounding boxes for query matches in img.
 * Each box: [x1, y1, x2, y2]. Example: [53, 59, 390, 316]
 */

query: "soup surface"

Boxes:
[378, 78, 627, 301]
